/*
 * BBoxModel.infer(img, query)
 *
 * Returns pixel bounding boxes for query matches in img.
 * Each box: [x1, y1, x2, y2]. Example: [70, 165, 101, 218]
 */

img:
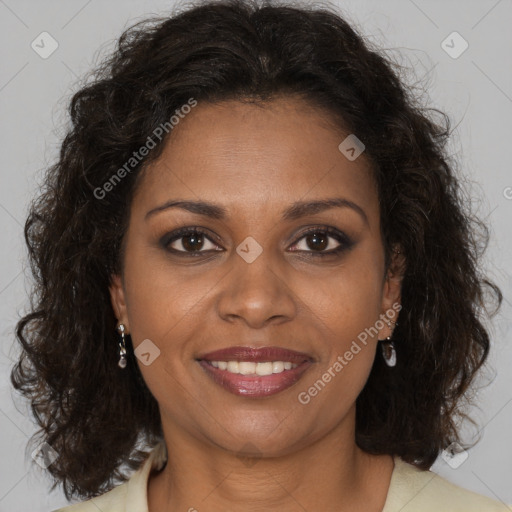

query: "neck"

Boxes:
[147, 407, 394, 511]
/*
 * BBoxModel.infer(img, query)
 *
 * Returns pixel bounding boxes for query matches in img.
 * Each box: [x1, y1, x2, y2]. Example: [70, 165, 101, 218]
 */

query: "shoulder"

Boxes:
[383, 456, 510, 512]
[50, 483, 128, 512]
[50, 441, 167, 512]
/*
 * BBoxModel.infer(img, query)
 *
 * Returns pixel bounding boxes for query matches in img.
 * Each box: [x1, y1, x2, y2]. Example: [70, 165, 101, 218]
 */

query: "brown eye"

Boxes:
[176, 232, 206, 252]
[162, 228, 221, 254]
[289, 227, 354, 257]
[303, 231, 331, 252]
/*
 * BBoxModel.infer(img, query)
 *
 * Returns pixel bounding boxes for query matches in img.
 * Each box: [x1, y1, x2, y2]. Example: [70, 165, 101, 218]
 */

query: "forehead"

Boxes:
[133, 97, 378, 221]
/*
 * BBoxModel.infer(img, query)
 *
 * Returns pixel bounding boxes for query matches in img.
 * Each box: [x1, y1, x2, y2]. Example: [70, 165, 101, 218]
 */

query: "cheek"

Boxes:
[303, 249, 384, 389]
[122, 243, 207, 343]
[309, 253, 384, 339]
[121, 248, 201, 410]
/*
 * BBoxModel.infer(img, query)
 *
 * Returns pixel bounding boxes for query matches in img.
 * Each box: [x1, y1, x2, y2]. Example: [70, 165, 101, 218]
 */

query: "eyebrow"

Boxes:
[145, 197, 369, 225]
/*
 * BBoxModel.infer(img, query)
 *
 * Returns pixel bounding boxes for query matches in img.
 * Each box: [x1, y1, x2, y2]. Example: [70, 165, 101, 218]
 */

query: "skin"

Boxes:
[110, 96, 404, 511]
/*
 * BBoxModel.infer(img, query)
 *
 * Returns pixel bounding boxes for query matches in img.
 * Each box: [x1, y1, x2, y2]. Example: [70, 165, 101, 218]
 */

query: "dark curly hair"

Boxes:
[11, 0, 502, 501]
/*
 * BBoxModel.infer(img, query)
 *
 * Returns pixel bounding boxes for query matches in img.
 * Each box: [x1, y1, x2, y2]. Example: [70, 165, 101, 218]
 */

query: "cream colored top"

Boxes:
[52, 441, 510, 511]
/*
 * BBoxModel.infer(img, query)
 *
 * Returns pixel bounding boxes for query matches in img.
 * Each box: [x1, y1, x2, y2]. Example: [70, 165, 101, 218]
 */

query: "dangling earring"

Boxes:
[381, 337, 396, 367]
[117, 323, 127, 369]
[380, 319, 397, 367]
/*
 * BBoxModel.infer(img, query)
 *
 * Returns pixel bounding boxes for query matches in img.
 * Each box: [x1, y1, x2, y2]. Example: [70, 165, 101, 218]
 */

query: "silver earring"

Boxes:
[117, 323, 127, 369]
[381, 337, 396, 367]
[380, 319, 397, 367]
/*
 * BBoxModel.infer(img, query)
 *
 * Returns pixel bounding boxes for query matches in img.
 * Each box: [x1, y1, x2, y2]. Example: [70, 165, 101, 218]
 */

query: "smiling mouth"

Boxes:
[197, 346, 313, 398]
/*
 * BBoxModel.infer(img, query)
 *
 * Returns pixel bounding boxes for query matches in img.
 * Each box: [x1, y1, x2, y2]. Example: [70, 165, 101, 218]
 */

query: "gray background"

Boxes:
[0, 0, 511, 510]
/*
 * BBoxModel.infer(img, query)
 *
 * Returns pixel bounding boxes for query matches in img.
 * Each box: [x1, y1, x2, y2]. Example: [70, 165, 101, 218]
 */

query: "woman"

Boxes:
[11, 0, 509, 510]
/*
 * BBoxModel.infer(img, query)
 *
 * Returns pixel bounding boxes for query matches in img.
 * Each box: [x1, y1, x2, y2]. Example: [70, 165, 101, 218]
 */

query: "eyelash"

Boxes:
[160, 226, 354, 259]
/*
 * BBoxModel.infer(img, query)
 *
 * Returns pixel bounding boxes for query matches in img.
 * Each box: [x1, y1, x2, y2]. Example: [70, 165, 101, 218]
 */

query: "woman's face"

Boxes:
[110, 96, 402, 456]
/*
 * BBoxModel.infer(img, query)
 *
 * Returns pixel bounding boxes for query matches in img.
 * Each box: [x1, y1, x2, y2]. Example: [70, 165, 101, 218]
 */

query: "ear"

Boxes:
[109, 274, 130, 332]
[378, 245, 406, 340]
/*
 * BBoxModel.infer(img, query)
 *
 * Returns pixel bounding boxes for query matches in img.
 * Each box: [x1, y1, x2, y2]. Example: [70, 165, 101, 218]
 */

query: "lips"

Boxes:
[198, 346, 312, 364]
[197, 346, 313, 398]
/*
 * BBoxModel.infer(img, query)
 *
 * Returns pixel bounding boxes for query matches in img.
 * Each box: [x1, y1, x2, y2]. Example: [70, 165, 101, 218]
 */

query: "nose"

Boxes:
[216, 249, 297, 329]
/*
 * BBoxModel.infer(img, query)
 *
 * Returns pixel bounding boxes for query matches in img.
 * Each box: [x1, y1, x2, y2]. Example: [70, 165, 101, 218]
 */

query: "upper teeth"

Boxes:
[209, 361, 298, 375]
